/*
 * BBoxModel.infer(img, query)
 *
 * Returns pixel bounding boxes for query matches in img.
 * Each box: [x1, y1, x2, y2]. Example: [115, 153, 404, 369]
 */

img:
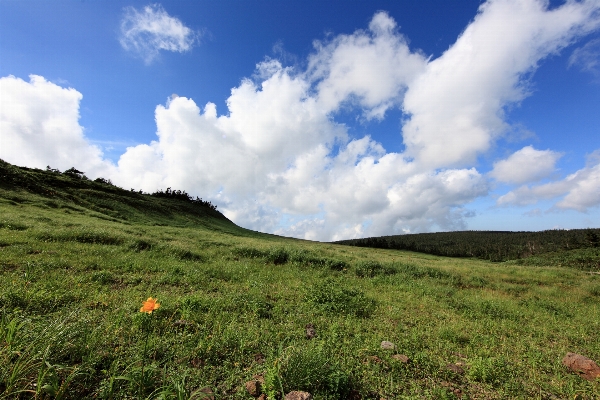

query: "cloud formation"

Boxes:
[119, 4, 199, 64]
[569, 38, 600, 79]
[0, 75, 115, 177]
[401, 0, 600, 169]
[2, 1, 600, 240]
[490, 145, 562, 184]
[497, 155, 600, 211]
[306, 11, 427, 120]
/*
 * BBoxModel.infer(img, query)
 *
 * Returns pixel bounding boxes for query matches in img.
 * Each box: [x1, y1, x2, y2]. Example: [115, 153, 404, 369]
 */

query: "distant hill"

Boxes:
[334, 229, 600, 268]
[0, 159, 253, 236]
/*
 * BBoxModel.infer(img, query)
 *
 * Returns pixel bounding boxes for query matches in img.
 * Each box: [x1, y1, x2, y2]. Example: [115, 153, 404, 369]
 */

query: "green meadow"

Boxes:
[1, 161, 599, 399]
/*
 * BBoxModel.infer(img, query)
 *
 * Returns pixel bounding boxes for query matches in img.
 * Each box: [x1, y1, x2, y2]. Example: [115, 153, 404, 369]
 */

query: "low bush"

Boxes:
[588, 284, 600, 297]
[354, 261, 397, 278]
[36, 229, 124, 245]
[90, 271, 118, 285]
[306, 278, 376, 318]
[233, 246, 268, 259]
[275, 343, 351, 399]
[0, 220, 28, 231]
[467, 356, 515, 387]
[129, 239, 154, 252]
[0, 289, 81, 314]
[267, 248, 289, 265]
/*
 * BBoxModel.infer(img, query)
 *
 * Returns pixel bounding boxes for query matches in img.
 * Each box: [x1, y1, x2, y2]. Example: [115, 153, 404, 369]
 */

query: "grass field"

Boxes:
[0, 163, 599, 399]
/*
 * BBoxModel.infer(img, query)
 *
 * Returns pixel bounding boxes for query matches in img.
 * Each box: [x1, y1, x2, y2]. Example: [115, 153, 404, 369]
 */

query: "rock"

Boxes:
[258, 395, 267, 400]
[391, 354, 410, 363]
[285, 391, 313, 400]
[367, 355, 382, 363]
[305, 323, 316, 339]
[190, 358, 204, 368]
[562, 352, 600, 381]
[253, 374, 265, 383]
[245, 380, 262, 397]
[446, 363, 465, 375]
[380, 341, 395, 350]
[195, 387, 214, 400]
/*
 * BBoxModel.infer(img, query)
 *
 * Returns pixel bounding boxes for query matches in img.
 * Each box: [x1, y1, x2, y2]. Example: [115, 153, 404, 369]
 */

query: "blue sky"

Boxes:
[1, 0, 599, 240]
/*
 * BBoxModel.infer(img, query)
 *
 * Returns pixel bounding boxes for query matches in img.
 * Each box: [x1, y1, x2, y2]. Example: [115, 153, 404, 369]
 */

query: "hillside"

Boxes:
[0, 159, 247, 232]
[1, 159, 599, 399]
[334, 229, 600, 269]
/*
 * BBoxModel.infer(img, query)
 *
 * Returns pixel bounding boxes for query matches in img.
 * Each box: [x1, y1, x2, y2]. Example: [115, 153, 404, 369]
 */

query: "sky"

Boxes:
[1, 0, 599, 241]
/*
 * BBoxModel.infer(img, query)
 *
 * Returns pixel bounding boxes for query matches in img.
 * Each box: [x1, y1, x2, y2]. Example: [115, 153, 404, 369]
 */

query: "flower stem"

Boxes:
[139, 316, 151, 399]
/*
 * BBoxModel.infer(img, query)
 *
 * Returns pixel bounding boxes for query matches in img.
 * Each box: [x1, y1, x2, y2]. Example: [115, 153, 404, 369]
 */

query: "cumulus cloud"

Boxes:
[3, 1, 600, 240]
[401, 0, 600, 169]
[119, 4, 199, 64]
[490, 145, 562, 184]
[0, 75, 115, 177]
[307, 11, 427, 120]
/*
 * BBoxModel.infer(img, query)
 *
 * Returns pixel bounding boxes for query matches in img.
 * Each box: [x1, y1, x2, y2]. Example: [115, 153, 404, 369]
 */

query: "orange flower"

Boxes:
[140, 297, 160, 314]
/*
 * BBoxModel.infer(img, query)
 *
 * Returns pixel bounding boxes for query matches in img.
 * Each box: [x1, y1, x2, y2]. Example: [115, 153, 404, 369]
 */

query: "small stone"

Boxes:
[253, 374, 265, 384]
[190, 358, 204, 368]
[368, 355, 382, 363]
[258, 395, 267, 400]
[446, 363, 465, 375]
[391, 354, 410, 363]
[305, 323, 316, 339]
[380, 341, 395, 350]
[254, 353, 265, 363]
[562, 352, 600, 381]
[245, 380, 262, 397]
[196, 387, 214, 400]
[285, 391, 313, 400]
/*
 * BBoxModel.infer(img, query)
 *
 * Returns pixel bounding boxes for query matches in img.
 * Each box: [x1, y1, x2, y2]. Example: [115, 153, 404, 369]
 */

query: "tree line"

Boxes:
[43, 164, 218, 211]
[334, 229, 600, 262]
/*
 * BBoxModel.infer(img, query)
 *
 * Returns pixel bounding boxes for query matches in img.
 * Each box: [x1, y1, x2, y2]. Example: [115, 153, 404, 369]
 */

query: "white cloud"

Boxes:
[401, 0, 600, 169]
[569, 38, 600, 79]
[497, 155, 600, 211]
[523, 208, 543, 217]
[3, 1, 600, 241]
[119, 4, 199, 64]
[555, 160, 600, 211]
[112, 63, 488, 240]
[306, 11, 427, 120]
[0, 75, 115, 177]
[490, 145, 562, 184]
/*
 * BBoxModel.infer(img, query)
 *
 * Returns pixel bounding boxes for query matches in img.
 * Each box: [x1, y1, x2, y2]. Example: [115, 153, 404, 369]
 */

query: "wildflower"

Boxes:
[140, 297, 160, 314]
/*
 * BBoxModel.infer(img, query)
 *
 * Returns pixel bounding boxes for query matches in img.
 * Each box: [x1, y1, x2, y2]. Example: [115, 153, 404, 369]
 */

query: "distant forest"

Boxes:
[334, 229, 600, 262]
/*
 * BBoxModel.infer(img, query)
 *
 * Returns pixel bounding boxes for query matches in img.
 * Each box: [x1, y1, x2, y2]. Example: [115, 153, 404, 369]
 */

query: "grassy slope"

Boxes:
[0, 161, 599, 399]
